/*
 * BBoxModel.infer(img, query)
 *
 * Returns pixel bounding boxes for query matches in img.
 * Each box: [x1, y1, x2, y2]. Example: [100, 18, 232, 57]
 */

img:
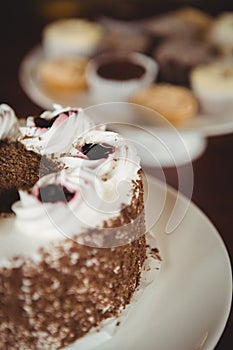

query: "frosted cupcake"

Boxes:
[86, 52, 158, 103]
[42, 18, 104, 58]
[38, 56, 88, 92]
[173, 7, 213, 33]
[130, 83, 198, 126]
[208, 13, 233, 57]
[190, 61, 233, 115]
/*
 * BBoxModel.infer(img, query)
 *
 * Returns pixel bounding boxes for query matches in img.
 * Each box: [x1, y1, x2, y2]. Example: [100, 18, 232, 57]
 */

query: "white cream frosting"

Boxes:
[12, 168, 105, 239]
[61, 129, 141, 198]
[19, 106, 95, 155]
[10, 163, 139, 257]
[0, 104, 19, 140]
[191, 62, 233, 97]
[43, 19, 104, 57]
[209, 13, 233, 48]
[60, 128, 141, 210]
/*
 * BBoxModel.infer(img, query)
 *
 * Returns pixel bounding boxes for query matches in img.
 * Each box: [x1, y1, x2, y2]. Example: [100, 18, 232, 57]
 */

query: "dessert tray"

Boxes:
[19, 46, 233, 167]
[19, 46, 233, 137]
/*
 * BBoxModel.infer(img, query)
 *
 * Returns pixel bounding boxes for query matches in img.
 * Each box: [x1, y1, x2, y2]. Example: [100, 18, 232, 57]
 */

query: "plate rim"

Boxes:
[147, 174, 232, 350]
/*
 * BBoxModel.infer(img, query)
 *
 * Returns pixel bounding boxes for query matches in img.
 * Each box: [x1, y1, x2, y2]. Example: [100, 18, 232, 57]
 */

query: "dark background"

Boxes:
[0, 1, 232, 349]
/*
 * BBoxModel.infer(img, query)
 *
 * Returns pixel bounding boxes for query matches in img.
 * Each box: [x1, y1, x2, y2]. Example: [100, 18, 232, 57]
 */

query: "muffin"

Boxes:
[190, 61, 233, 115]
[208, 12, 233, 57]
[38, 57, 88, 93]
[154, 39, 216, 85]
[42, 18, 104, 58]
[145, 13, 200, 42]
[86, 52, 158, 103]
[130, 83, 198, 125]
[173, 7, 213, 33]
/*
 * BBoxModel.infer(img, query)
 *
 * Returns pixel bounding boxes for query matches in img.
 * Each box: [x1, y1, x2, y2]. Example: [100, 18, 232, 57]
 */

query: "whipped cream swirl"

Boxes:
[19, 106, 95, 155]
[12, 167, 115, 240]
[12, 154, 141, 245]
[61, 129, 141, 205]
[62, 129, 141, 181]
[0, 104, 19, 140]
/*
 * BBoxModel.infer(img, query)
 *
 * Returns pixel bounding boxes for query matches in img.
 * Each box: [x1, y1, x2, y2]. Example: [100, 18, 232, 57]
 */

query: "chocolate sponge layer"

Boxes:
[0, 140, 60, 213]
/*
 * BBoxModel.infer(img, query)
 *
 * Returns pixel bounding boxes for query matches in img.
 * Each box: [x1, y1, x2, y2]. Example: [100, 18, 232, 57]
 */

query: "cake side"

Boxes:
[0, 174, 146, 349]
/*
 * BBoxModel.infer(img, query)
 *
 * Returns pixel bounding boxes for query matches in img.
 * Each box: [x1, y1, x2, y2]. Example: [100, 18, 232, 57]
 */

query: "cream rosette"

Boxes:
[0, 104, 19, 140]
[61, 129, 141, 205]
[19, 106, 95, 155]
[12, 167, 110, 241]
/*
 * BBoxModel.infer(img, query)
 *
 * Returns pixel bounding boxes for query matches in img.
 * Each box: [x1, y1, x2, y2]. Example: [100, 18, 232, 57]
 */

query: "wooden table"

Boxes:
[0, 1, 232, 349]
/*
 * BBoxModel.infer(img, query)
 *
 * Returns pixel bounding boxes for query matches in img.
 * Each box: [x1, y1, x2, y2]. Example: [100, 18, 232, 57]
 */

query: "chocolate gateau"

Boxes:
[0, 104, 147, 349]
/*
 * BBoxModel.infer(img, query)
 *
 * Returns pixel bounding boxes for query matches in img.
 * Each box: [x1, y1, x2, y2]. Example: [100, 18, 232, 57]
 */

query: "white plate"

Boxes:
[19, 46, 233, 138]
[92, 175, 231, 350]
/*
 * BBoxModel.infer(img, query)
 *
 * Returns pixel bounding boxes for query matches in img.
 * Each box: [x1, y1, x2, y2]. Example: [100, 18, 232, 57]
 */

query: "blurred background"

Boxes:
[0, 1, 232, 349]
[0, 0, 232, 115]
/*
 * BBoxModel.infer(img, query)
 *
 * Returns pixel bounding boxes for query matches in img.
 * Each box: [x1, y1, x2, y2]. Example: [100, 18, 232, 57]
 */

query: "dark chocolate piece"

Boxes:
[34, 109, 79, 129]
[39, 184, 75, 203]
[34, 115, 57, 129]
[82, 143, 114, 160]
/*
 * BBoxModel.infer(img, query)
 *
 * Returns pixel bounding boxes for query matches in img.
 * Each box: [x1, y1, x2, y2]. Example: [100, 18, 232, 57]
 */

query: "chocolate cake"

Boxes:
[0, 104, 147, 349]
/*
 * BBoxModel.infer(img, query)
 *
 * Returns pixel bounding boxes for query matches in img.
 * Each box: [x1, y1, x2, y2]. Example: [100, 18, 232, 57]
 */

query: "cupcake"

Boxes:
[130, 83, 198, 125]
[190, 61, 233, 115]
[86, 52, 158, 103]
[38, 56, 88, 93]
[42, 18, 104, 58]
[154, 39, 216, 86]
[208, 12, 233, 57]
[145, 13, 200, 42]
[172, 7, 213, 33]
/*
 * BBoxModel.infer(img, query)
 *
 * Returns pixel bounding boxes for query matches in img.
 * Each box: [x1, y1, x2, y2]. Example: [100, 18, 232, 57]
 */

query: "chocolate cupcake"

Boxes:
[86, 52, 158, 103]
[154, 39, 216, 86]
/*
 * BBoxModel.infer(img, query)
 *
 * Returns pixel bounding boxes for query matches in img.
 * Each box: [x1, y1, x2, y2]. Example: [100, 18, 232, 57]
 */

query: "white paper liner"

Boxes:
[64, 231, 162, 350]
